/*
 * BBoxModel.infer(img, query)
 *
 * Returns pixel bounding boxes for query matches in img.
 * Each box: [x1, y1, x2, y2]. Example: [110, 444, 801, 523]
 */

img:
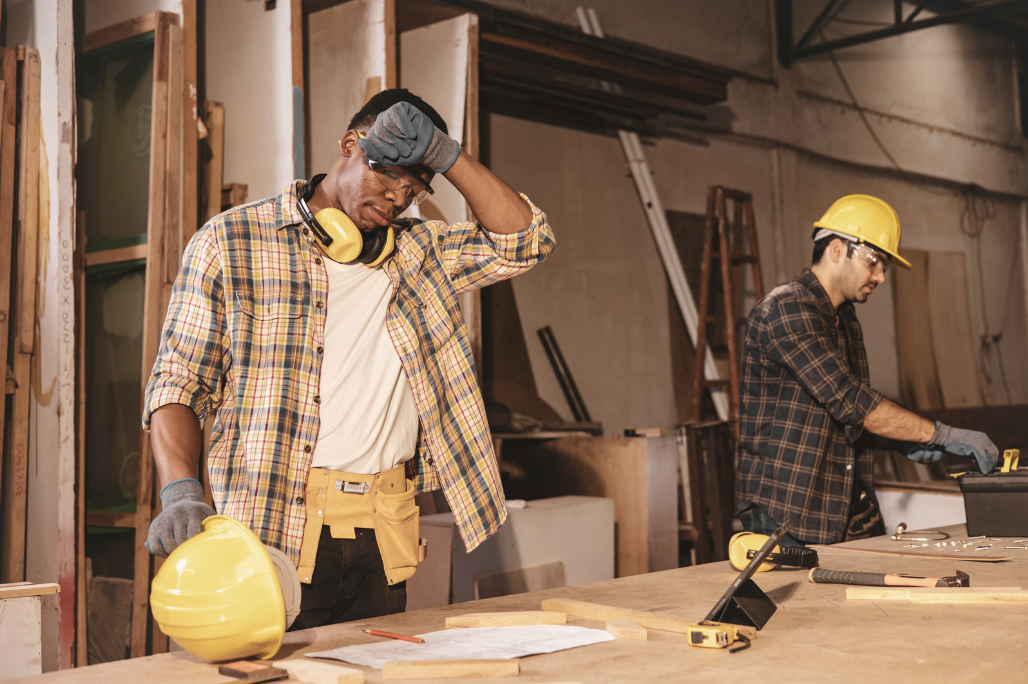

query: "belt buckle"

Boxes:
[336, 480, 371, 494]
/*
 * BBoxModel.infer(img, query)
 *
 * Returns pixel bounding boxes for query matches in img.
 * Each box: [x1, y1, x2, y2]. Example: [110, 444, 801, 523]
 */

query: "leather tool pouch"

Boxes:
[374, 478, 420, 585]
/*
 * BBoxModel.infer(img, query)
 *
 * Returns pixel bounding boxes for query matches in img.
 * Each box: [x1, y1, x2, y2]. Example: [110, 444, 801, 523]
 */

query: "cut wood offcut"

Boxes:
[541, 598, 692, 634]
[445, 611, 567, 628]
[273, 658, 364, 684]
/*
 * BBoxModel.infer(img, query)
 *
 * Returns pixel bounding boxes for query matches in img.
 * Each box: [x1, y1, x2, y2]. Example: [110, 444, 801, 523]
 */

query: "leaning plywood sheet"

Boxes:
[307, 0, 391, 176]
[399, 13, 473, 226]
[893, 249, 943, 411]
[927, 251, 985, 408]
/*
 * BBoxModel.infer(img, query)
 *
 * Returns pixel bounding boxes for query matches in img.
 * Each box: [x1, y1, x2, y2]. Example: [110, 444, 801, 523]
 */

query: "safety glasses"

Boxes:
[848, 241, 891, 274]
[356, 132, 435, 205]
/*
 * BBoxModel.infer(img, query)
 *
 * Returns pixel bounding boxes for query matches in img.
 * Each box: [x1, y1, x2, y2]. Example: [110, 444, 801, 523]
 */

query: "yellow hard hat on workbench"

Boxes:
[150, 515, 300, 661]
[812, 194, 912, 269]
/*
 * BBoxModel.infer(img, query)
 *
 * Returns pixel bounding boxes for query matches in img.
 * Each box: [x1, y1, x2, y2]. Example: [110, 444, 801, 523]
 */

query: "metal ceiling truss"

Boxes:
[776, 0, 1028, 66]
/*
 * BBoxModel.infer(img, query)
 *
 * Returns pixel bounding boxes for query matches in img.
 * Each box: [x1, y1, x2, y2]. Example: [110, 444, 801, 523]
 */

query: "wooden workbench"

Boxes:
[12, 525, 1027, 683]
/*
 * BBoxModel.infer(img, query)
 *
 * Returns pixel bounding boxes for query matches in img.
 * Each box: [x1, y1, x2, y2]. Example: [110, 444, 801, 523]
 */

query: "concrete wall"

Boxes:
[206, 0, 295, 202]
[485, 0, 1028, 430]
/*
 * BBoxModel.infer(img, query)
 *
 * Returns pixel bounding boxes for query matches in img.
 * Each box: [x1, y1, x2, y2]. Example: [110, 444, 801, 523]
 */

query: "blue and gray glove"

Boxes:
[358, 102, 460, 173]
[923, 421, 999, 475]
[905, 442, 947, 464]
[145, 478, 216, 557]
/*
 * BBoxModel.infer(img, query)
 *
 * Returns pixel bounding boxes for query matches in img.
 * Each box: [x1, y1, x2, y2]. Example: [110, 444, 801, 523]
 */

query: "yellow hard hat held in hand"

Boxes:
[812, 194, 912, 269]
[150, 515, 301, 661]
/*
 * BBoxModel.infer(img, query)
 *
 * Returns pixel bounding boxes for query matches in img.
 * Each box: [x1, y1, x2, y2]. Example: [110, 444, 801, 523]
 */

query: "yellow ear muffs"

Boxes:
[728, 531, 780, 573]
[297, 174, 396, 267]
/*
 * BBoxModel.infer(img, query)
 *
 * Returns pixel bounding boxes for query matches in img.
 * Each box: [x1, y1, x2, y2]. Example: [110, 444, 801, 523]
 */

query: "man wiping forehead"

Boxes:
[142, 89, 554, 628]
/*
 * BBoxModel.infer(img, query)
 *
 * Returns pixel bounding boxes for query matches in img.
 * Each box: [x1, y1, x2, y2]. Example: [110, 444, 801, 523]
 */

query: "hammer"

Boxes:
[809, 568, 970, 588]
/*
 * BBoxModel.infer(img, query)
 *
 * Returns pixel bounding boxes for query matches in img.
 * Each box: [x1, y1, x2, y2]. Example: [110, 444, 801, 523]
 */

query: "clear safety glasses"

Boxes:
[848, 241, 892, 274]
[355, 131, 435, 205]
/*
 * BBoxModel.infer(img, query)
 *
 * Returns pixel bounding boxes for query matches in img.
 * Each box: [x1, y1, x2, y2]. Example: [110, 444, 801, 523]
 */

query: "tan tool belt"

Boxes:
[296, 463, 425, 586]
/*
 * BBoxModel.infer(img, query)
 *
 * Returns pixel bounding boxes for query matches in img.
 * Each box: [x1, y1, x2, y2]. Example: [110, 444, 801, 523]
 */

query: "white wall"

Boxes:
[206, 0, 295, 202]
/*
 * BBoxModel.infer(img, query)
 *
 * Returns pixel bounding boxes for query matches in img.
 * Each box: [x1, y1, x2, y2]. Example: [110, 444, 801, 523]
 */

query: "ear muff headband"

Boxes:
[297, 174, 394, 266]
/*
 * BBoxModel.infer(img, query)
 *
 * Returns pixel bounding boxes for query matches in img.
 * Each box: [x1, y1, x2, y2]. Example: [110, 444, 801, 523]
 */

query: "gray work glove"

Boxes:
[358, 102, 461, 172]
[905, 442, 947, 464]
[929, 421, 999, 475]
[145, 478, 216, 557]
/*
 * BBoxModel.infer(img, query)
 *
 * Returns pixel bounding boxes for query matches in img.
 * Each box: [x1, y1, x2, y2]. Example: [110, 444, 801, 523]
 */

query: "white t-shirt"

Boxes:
[311, 258, 419, 474]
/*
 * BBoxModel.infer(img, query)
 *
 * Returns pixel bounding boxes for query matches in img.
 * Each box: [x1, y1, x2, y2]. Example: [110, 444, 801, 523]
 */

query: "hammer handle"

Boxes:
[808, 568, 939, 587]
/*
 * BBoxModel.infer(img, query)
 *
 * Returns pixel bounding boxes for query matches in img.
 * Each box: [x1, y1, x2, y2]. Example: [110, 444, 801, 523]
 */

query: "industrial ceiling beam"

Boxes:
[777, 0, 1028, 66]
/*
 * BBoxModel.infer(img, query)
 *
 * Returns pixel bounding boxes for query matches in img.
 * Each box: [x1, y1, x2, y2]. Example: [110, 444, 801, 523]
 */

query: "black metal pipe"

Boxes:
[537, 326, 591, 422]
[795, 0, 1028, 59]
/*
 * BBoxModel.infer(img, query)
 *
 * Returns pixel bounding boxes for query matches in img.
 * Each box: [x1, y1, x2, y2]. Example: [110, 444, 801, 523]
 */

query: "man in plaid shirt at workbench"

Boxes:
[735, 195, 998, 547]
[142, 89, 554, 628]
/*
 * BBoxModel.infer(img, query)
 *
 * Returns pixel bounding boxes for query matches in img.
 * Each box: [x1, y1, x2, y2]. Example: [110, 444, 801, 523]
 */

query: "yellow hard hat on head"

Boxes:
[812, 194, 912, 269]
[150, 515, 298, 662]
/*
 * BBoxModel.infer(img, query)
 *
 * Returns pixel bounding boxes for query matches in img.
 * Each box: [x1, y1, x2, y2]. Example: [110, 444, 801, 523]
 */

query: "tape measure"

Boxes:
[686, 621, 756, 652]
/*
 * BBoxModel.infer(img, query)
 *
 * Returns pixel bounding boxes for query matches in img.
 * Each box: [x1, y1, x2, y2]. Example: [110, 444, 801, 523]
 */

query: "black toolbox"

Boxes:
[959, 470, 1028, 537]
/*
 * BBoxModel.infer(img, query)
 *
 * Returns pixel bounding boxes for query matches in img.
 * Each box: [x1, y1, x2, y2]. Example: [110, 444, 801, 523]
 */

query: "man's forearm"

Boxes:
[862, 397, 935, 442]
[443, 152, 533, 234]
[150, 403, 204, 487]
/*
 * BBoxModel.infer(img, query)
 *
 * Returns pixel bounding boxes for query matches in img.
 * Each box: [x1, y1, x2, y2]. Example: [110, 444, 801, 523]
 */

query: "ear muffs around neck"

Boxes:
[297, 174, 395, 266]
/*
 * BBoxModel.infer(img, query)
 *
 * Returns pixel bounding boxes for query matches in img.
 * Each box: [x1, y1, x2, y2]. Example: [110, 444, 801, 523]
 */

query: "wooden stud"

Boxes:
[75, 211, 87, 667]
[82, 244, 148, 267]
[541, 598, 695, 634]
[847, 587, 1022, 601]
[445, 611, 567, 628]
[606, 618, 648, 641]
[82, 13, 160, 53]
[202, 102, 225, 222]
[0, 583, 60, 600]
[383, 659, 520, 680]
[181, 0, 200, 252]
[384, 0, 396, 88]
[131, 13, 174, 658]
[0, 48, 23, 583]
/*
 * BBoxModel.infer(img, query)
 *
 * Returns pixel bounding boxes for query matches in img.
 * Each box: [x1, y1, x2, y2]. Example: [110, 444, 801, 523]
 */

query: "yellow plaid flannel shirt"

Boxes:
[144, 181, 554, 562]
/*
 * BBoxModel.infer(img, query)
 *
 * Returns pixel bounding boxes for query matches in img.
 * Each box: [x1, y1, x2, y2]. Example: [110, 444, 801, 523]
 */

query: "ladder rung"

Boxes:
[731, 254, 760, 264]
[721, 189, 752, 202]
[701, 378, 731, 387]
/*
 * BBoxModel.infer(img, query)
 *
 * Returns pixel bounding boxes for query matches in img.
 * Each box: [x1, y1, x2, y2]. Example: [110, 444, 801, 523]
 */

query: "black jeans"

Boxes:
[737, 504, 807, 547]
[288, 526, 406, 631]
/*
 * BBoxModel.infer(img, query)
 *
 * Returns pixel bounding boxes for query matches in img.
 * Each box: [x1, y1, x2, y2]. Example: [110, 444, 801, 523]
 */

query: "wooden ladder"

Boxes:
[692, 186, 765, 425]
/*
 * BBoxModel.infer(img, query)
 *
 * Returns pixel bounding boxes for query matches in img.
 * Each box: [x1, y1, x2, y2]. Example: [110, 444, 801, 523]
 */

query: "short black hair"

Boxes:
[347, 88, 449, 135]
[812, 235, 836, 264]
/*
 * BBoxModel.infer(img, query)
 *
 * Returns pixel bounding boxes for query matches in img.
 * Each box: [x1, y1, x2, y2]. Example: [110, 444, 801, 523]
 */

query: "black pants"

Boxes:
[288, 526, 406, 631]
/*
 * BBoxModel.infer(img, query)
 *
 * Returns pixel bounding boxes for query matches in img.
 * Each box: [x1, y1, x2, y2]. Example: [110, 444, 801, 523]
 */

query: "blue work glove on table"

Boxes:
[358, 102, 461, 172]
[927, 421, 999, 475]
[145, 478, 215, 557]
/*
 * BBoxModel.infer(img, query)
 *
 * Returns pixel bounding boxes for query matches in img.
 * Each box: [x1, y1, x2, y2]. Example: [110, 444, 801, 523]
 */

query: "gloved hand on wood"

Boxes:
[927, 421, 999, 474]
[145, 478, 216, 557]
[358, 102, 461, 173]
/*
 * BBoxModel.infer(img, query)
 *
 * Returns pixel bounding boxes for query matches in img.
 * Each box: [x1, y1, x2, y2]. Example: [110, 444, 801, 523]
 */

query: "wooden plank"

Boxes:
[893, 249, 943, 411]
[220, 183, 248, 210]
[384, 0, 396, 88]
[445, 611, 566, 628]
[0, 48, 23, 583]
[0, 595, 43, 678]
[0, 583, 61, 599]
[272, 659, 364, 684]
[927, 251, 984, 408]
[912, 591, 1028, 604]
[181, 0, 199, 252]
[131, 12, 174, 658]
[540, 598, 694, 634]
[8, 44, 40, 605]
[201, 101, 224, 222]
[606, 618, 647, 641]
[383, 659, 520, 680]
[75, 211, 88, 667]
[847, 587, 1022, 601]
[82, 244, 148, 267]
[82, 12, 160, 53]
